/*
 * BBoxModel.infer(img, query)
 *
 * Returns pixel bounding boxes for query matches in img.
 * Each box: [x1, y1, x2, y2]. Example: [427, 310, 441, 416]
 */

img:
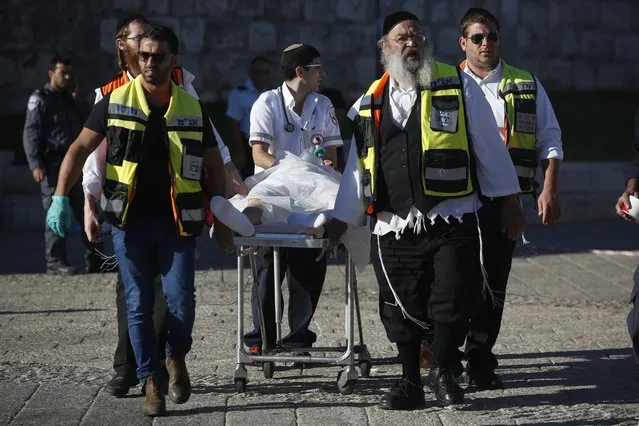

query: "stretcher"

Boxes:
[232, 228, 371, 395]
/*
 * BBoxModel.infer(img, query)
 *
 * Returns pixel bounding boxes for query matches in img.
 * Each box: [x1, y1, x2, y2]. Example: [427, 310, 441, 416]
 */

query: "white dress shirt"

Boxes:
[82, 68, 232, 199]
[226, 78, 262, 136]
[333, 73, 521, 237]
[249, 82, 343, 174]
[461, 60, 564, 162]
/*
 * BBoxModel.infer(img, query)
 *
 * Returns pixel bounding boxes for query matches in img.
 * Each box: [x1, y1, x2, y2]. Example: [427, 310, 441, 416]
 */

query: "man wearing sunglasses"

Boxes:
[81, 13, 247, 400]
[46, 26, 233, 416]
[244, 43, 343, 358]
[327, 11, 525, 409]
[457, 7, 563, 389]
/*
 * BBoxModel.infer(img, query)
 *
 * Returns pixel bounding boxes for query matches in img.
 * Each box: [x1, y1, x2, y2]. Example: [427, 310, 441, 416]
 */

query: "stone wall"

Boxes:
[1, 0, 637, 115]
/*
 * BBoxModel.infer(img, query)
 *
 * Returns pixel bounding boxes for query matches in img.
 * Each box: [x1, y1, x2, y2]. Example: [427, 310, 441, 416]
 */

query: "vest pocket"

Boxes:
[100, 179, 129, 225]
[361, 169, 372, 198]
[514, 98, 536, 134]
[354, 116, 375, 158]
[422, 149, 468, 194]
[509, 148, 537, 192]
[174, 191, 205, 236]
[106, 127, 143, 166]
[429, 95, 459, 134]
[180, 139, 204, 181]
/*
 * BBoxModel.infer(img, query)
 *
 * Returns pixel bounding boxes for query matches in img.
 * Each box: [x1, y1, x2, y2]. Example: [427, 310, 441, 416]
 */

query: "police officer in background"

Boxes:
[22, 56, 101, 275]
[225, 56, 272, 179]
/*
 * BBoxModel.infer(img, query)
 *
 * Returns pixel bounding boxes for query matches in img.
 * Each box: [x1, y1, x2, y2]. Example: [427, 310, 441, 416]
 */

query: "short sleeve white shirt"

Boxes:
[249, 82, 343, 173]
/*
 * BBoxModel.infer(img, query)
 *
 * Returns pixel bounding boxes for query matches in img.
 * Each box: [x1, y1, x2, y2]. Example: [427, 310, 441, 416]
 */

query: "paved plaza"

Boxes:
[0, 220, 638, 425]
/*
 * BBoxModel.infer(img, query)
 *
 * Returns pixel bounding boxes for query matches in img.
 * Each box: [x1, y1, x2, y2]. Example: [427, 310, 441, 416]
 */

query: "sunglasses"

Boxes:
[467, 32, 500, 45]
[137, 51, 173, 63]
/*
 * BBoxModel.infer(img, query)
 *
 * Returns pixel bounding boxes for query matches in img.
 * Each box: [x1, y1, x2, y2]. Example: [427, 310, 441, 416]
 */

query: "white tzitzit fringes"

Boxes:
[376, 234, 429, 329]
[92, 248, 119, 272]
[474, 209, 495, 306]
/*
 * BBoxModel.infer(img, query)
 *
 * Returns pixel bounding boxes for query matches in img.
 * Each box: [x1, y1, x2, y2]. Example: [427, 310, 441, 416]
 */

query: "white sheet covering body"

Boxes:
[227, 152, 370, 270]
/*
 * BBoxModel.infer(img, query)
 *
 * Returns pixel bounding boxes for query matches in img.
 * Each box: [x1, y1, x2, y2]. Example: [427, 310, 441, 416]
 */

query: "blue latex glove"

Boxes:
[46, 195, 73, 237]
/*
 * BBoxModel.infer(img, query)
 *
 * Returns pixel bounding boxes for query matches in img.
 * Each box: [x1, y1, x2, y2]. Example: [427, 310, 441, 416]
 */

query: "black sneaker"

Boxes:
[105, 373, 138, 398]
[378, 378, 426, 410]
[425, 365, 464, 405]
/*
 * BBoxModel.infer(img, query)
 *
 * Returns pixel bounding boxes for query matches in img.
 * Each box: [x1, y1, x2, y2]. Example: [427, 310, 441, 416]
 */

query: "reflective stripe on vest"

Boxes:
[102, 75, 205, 236]
[499, 61, 538, 193]
[354, 62, 473, 214]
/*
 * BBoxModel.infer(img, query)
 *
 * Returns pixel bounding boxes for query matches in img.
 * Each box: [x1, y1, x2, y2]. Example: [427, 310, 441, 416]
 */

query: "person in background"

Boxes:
[22, 56, 102, 275]
[226, 56, 273, 179]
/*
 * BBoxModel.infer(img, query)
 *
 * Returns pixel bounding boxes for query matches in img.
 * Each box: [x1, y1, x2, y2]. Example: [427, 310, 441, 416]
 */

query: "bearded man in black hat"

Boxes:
[328, 11, 526, 409]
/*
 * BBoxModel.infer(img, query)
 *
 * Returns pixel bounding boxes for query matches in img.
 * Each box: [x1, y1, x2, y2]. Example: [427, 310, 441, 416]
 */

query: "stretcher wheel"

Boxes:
[358, 360, 372, 378]
[336, 370, 356, 395]
[235, 378, 246, 393]
[263, 361, 275, 379]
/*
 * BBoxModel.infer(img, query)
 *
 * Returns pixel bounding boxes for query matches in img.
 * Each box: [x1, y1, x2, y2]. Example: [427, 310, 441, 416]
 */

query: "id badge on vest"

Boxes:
[514, 98, 536, 134]
[430, 95, 459, 133]
[181, 139, 204, 181]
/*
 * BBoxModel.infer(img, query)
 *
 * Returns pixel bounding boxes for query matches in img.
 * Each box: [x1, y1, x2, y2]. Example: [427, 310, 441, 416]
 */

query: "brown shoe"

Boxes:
[143, 375, 166, 417]
[166, 356, 191, 404]
[420, 343, 433, 370]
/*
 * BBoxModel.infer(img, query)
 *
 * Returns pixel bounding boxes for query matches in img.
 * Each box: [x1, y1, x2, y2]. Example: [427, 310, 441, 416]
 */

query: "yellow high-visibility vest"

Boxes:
[354, 62, 473, 215]
[499, 61, 538, 193]
[103, 75, 206, 236]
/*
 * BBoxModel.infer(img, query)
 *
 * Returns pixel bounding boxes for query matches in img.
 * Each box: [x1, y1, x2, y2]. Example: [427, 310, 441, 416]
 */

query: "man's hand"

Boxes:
[84, 205, 102, 243]
[326, 218, 348, 245]
[616, 178, 639, 222]
[537, 189, 561, 225]
[46, 195, 73, 237]
[501, 195, 526, 241]
[213, 220, 234, 251]
[32, 167, 45, 183]
[224, 162, 248, 197]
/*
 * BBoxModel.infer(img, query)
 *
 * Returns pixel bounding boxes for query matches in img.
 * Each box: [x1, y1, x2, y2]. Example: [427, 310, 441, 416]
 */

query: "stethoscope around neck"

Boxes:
[278, 86, 295, 133]
[278, 85, 317, 133]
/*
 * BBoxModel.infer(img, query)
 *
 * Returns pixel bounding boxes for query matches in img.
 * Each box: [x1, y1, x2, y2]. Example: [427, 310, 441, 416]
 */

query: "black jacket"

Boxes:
[22, 83, 84, 170]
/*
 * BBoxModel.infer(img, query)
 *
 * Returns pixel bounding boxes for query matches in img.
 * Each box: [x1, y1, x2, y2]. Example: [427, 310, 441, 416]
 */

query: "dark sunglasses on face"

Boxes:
[467, 32, 500, 45]
[137, 51, 172, 63]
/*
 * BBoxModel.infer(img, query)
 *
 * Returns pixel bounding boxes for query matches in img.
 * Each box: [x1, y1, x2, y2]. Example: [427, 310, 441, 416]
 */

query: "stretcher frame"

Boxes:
[232, 232, 371, 394]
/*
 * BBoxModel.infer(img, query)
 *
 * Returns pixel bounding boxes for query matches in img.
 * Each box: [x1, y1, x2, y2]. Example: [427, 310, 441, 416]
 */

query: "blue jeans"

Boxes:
[111, 214, 196, 382]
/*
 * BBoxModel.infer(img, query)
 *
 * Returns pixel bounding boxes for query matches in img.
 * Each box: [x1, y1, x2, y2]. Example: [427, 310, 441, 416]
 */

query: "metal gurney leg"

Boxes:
[232, 233, 372, 394]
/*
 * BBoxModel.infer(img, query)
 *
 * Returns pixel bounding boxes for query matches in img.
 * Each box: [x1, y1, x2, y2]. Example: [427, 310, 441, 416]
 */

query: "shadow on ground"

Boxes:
[173, 347, 639, 424]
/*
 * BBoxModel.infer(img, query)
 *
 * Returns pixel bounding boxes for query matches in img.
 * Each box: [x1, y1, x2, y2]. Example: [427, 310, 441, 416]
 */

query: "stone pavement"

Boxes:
[1, 220, 639, 425]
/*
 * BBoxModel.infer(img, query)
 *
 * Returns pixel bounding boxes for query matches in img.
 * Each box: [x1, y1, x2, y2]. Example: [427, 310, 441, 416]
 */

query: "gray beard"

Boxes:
[381, 47, 434, 89]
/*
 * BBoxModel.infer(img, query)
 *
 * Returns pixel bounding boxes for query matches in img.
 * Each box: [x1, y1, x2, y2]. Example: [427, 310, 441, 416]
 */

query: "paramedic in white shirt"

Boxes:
[243, 43, 343, 355]
[455, 7, 564, 391]
[326, 11, 525, 410]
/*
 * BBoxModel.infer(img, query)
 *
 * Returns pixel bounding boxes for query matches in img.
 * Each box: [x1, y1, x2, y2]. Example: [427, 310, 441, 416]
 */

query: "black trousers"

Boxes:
[465, 199, 516, 371]
[113, 273, 168, 377]
[244, 248, 327, 349]
[40, 159, 102, 270]
[371, 214, 482, 368]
